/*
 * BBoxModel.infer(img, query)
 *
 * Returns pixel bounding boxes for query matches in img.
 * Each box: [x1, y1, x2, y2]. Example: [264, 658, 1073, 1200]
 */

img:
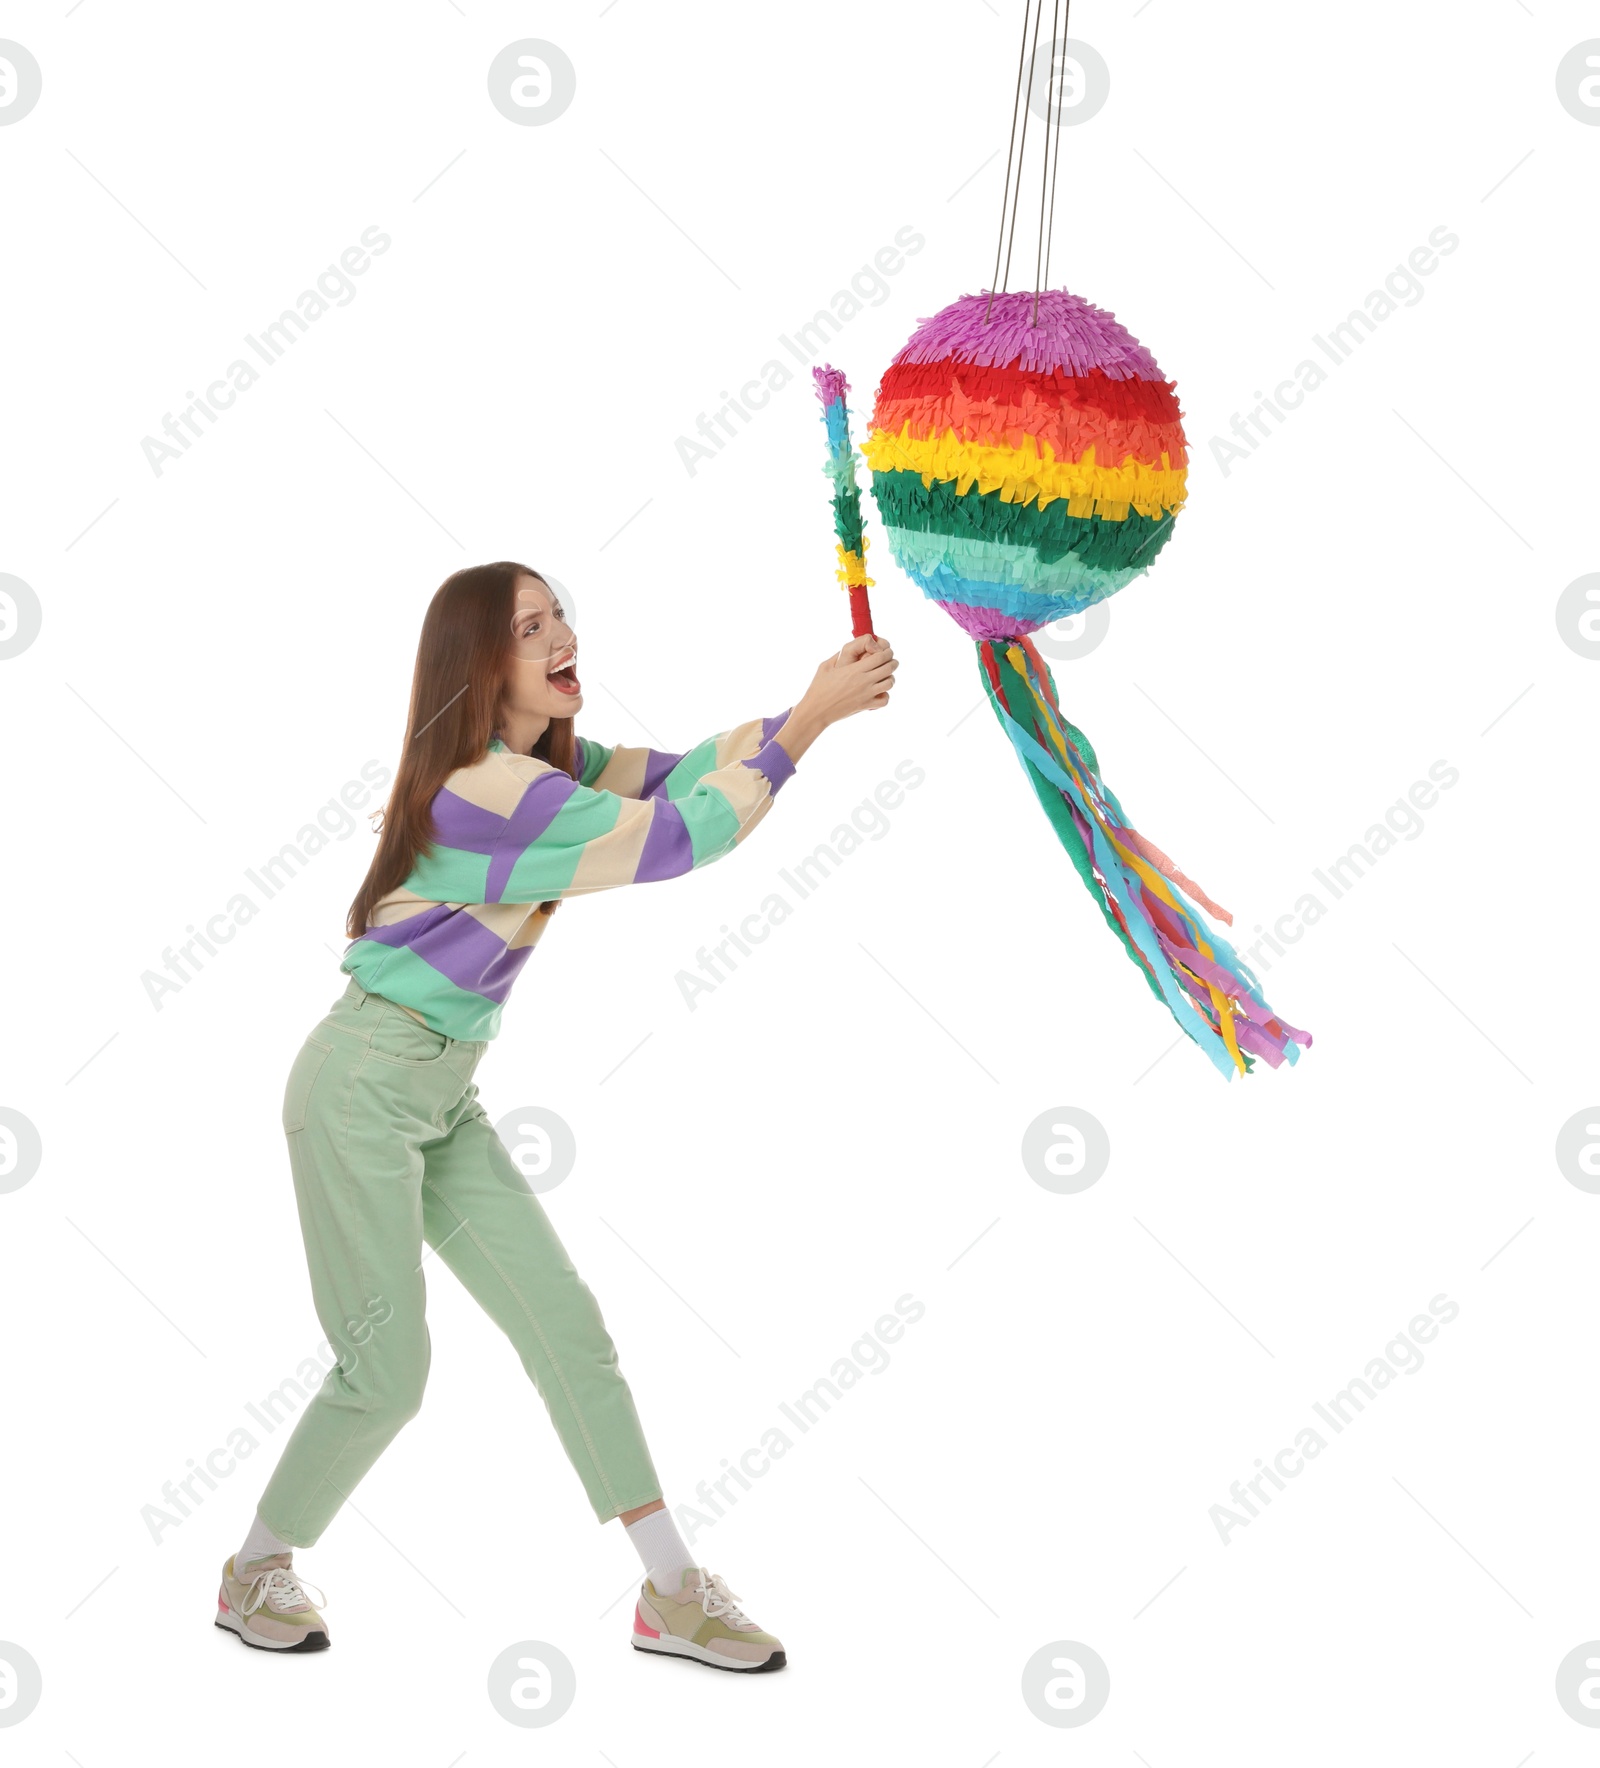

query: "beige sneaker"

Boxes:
[632, 1567, 785, 1672]
[215, 1552, 330, 1653]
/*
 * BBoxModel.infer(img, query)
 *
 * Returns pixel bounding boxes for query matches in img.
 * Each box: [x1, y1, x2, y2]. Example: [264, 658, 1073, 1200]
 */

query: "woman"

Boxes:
[215, 561, 897, 1670]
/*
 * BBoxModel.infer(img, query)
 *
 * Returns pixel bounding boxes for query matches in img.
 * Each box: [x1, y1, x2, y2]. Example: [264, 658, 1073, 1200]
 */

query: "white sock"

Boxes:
[625, 1508, 696, 1593]
[236, 1512, 295, 1572]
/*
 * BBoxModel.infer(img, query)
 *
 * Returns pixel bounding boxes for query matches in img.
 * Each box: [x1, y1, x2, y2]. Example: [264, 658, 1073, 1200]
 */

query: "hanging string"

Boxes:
[1031, 0, 1062, 324]
[1000, 0, 1047, 301]
[984, 0, 1036, 323]
[1041, 0, 1072, 302]
[987, 1, 1075, 327]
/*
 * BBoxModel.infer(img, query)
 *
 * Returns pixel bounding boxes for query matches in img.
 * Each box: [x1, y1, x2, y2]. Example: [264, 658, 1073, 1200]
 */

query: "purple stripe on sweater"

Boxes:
[641, 748, 687, 800]
[485, 771, 577, 902]
[761, 708, 791, 745]
[635, 798, 695, 882]
[365, 907, 533, 1003]
[742, 737, 795, 794]
[429, 788, 509, 855]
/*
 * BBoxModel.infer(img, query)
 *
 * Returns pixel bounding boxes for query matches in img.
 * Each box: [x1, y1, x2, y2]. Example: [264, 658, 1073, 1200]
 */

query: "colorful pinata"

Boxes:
[861, 289, 1309, 1079]
[864, 289, 1185, 642]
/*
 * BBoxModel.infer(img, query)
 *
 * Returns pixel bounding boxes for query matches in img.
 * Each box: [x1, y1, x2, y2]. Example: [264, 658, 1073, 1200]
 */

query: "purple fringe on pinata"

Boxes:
[891, 289, 1162, 380]
[813, 364, 849, 406]
[942, 602, 1037, 641]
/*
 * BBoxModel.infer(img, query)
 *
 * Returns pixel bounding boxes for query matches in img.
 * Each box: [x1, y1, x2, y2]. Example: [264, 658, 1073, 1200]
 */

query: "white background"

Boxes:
[2, 1, 1597, 1761]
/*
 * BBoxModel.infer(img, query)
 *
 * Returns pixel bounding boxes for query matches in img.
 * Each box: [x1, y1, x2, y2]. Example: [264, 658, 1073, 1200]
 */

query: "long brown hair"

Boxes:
[347, 561, 576, 938]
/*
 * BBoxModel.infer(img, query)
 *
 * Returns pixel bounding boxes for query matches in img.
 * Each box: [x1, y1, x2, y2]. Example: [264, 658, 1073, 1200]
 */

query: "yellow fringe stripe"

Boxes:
[1006, 645, 1245, 1073]
[864, 426, 1187, 521]
[834, 540, 874, 591]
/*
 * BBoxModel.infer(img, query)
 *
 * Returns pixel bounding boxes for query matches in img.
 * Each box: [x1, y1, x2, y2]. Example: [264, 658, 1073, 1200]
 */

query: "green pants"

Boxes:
[256, 979, 662, 1545]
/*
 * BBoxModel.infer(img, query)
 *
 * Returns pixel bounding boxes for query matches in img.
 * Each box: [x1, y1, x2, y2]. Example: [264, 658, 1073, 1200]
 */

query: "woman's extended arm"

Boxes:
[482, 718, 795, 903]
[572, 634, 892, 792]
[407, 638, 897, 906]
[574, 712, 794, 801]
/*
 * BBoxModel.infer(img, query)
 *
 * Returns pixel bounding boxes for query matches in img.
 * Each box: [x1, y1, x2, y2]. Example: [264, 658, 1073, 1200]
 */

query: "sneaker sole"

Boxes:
[215, 1603, 330, 1653]
[632, 1634, 786, 1673]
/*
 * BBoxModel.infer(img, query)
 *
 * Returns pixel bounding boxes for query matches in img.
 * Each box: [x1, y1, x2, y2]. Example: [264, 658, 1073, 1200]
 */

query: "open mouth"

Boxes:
[547, 652, 582, 697]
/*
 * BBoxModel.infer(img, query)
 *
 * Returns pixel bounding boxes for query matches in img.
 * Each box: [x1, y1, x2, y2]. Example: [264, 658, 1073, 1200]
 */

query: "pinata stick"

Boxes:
[813, 364, 876, 638]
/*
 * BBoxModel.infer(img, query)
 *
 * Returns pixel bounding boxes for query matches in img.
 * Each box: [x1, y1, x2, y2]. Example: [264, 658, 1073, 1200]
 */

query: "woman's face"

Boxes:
[503, 574, 581, 720]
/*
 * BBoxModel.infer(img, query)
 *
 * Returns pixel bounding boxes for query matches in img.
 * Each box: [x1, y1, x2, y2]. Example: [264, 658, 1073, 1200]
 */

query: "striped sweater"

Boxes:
[341, 711, 796, 1039]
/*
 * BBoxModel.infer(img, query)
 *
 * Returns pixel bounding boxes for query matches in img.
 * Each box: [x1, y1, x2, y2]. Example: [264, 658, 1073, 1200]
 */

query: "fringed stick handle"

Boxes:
[813, 364, 876, 638]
